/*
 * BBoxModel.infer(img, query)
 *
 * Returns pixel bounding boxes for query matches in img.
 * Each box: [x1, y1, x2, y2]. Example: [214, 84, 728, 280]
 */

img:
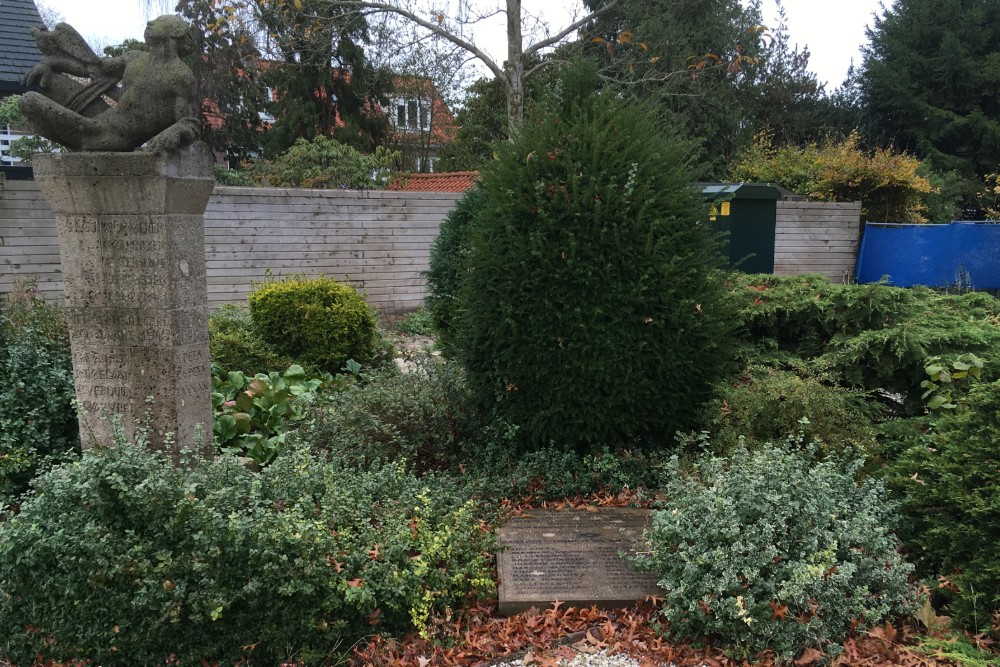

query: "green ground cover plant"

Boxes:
[212, 364, 328, 465]
[886, 380, 1000, 634]
[457, 65, 736, 450]
[0, 283, 79, 502]
[6, 269, 1000, 662]
[912, 633, 1000, 667]
[0, 441, 493, 666]
[394, 306, 436, 337]
[702, 365, 881, 458]
[634, 442, 915, 661]
[208, 303, 300, 376]
[297, 360, 478, 474]
[730, 274, 1000, 412]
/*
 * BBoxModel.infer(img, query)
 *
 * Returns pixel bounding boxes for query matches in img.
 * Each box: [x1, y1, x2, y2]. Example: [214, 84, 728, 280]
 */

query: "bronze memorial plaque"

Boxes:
[497, 508, 663, 615]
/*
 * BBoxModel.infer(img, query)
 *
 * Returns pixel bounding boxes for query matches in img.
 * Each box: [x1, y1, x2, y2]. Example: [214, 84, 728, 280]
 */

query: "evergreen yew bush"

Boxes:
[426, 186, 487, 355]
[887, 380, 1000, 633]
[248, 274, 377, 373]
[458, 67, 735, 450]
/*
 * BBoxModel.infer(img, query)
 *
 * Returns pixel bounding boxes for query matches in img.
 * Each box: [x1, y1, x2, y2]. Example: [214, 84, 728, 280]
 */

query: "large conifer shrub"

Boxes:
[426, 186, 487, 355]
[458, 67, 736, 450]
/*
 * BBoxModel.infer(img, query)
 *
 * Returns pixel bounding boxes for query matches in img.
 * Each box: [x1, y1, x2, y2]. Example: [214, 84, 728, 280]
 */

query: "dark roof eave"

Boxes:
[0, 80, 31, 93]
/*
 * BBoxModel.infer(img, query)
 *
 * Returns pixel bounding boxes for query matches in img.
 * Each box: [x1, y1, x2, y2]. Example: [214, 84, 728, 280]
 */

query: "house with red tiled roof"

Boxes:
[205, 65, 458, 172]
[389, 170, 478, 192]
[386, 76, 457, 173]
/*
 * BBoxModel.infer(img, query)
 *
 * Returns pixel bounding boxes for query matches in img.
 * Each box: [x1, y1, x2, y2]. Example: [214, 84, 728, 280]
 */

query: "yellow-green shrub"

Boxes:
[731, 131, 933, 222]
[248, 274, 376, 373]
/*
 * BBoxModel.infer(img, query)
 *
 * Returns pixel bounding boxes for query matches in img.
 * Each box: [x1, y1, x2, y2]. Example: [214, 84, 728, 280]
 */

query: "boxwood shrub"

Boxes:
[248, 273, 377, 373]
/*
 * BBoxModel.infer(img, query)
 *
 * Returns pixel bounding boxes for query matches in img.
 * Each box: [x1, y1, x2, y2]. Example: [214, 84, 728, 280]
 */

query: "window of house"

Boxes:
[258, 87, 277, 124]
[416, 156, 437, 173]
[394, 98, 430, 132]
[0, 124, 21, 166]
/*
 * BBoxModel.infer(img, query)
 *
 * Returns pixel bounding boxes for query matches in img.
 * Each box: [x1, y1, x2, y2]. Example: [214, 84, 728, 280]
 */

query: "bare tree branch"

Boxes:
[351, 1, 505, 80]
[523, 0, 618, 57]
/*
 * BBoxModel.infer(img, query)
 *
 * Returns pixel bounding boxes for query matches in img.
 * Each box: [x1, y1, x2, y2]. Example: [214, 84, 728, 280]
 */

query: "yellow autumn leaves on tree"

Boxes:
[732, 131, 934, 223]
[977, 173, 1000, 220]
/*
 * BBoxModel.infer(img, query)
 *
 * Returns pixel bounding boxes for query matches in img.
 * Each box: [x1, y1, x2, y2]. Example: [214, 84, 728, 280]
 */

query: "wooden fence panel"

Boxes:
[1, 179, 864, 314]
[0, 180, 462, 314]
[203, 187, 462, 314]
[0, 178, 63, 299]
[774, 200, 861, 282]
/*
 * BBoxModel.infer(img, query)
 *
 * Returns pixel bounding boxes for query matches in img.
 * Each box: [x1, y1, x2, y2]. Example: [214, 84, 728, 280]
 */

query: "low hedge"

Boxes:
[0, 443, 494, 665]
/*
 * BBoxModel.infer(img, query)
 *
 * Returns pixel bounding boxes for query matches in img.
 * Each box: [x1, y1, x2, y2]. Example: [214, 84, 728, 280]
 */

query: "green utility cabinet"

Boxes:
[701, 183, 781, 274]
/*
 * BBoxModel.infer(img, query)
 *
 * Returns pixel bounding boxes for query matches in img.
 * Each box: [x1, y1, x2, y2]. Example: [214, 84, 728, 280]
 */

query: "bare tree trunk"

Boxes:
[505, 0, 524, 138]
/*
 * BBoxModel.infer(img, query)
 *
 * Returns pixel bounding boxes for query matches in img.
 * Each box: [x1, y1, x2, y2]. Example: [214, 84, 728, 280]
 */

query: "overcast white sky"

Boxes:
[37, 0, 885, 90]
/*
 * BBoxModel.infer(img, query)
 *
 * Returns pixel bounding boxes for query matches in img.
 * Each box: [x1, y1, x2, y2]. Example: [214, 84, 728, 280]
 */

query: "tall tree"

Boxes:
[579, 0, 766, 177]
[743, 2, 827, 146]
[250, 0, 392, 155]
[175, 0, 267, 161]
[436, 51, 561, 171]
[225, 0, 621, 137]
[859, 0, 1000, 178]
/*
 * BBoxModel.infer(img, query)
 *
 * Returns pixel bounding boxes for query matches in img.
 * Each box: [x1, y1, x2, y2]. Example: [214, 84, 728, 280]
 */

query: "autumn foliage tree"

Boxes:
[175, 0, 268, 160]
[732, 131, 934, 223]
[581, 0, 768, 177]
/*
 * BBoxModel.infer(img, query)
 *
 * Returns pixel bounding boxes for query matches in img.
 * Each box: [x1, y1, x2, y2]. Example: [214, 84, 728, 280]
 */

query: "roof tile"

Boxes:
[389, 171, 479, 193]
[0, 0, 44, 87]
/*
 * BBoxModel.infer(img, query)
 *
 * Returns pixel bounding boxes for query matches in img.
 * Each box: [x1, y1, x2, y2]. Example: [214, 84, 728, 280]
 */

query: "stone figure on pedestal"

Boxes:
[18, 16, 215, 459]
[19, 15, 200, 154]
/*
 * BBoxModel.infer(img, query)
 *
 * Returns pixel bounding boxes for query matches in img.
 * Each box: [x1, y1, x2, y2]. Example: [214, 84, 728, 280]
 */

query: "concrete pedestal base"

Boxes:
[34, 145, 215, 458]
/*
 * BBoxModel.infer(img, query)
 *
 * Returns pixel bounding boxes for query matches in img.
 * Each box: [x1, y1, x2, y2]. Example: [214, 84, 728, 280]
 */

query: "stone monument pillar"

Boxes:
[34, 146, 215, 457]
[19, 15, 216, 460]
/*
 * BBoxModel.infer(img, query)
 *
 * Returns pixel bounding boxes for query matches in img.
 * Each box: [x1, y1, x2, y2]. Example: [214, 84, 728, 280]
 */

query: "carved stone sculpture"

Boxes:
[19, 15, 200, 154]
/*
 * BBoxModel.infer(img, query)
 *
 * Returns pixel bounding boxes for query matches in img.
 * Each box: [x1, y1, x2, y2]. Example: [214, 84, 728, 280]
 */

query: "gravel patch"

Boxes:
[487, 648, 657, 667]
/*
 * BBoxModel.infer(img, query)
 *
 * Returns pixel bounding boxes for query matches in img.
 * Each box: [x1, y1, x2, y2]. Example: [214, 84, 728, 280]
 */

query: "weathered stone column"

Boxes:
[33, 144, 215, 458]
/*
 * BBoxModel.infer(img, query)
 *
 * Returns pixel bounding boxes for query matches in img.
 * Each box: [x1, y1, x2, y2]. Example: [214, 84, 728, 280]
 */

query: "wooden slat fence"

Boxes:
[0, 177, 62, 299]
[773, 200, 861, 283]
[0, 179, 462, 314]
[1, 179, 863, 310]
[204, 187, 462, 313]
